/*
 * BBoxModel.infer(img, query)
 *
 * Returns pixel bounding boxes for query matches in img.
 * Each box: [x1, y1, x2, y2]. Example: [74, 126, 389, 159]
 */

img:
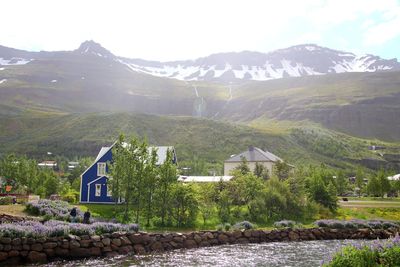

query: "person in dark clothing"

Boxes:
[70, 207, 77, 223]
[83, 209, 91, 224]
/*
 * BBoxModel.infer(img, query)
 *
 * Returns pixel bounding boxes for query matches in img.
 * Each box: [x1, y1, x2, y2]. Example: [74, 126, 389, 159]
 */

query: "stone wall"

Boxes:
[0, 227, 398, 265]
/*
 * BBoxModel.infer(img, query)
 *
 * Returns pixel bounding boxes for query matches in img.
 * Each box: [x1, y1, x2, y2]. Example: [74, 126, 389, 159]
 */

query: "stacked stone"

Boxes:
[0, 227, 398, 264]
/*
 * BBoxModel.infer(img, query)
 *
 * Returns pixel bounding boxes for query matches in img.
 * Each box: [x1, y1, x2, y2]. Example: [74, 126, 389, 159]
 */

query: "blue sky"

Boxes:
[1, 0, 399, 61]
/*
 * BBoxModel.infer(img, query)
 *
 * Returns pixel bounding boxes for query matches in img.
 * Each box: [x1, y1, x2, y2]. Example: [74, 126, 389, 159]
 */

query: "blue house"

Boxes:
[80, 142, 177, 204]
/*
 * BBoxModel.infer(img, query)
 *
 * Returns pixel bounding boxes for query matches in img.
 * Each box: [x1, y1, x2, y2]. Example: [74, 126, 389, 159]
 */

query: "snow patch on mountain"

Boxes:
[0, 79, 7, 84]
[0, 57, 32, 65]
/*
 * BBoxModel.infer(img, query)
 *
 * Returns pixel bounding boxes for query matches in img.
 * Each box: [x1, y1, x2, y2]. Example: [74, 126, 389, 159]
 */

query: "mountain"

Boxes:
[120, 44, 400, 82]
[1, 41, 400, 142]
[1, 41, 399, 82]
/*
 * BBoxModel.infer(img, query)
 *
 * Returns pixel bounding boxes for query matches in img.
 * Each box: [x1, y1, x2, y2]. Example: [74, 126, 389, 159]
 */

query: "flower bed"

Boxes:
[315, 219, 399, 230]
[0, 220, 139, 238]
[324, 234, 400, 266]
[26, 199, 83, 221]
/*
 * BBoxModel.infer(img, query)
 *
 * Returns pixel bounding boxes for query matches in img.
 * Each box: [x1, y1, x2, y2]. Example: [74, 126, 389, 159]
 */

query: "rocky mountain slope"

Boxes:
[1, 41, 400, 142]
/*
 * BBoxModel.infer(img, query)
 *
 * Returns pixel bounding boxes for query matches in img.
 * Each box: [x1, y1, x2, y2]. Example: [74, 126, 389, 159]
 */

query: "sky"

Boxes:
[1, 0, 400, 61]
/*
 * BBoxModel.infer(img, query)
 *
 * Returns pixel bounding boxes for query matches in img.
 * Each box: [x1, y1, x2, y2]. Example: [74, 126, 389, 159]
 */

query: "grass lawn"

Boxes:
[0, 204, 30, 217]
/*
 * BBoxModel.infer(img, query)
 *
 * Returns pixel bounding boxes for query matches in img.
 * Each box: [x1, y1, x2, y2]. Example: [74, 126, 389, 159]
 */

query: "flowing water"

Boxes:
[43, 239, 376, 267]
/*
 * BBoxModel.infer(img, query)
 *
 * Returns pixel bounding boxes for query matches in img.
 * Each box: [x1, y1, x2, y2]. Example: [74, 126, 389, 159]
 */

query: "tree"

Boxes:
[156, 149, 177, 226]
[196, 183, 215, 225]
[306, 167, 337, 212]
[366, 175, 380, 197]
[274, 161, 291, 180]
[143, 148, 158, 226]
[355, 167, 365, 197]
[335, 170, 348, 196]
[254, 162, 269, 180]
[377, 169, 391, 198]
[170, 183, 198, 227]
[234, 156, 250, 175]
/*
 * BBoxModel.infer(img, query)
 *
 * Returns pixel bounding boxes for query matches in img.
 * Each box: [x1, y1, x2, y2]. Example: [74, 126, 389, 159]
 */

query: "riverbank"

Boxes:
[0, 226, 398, 265]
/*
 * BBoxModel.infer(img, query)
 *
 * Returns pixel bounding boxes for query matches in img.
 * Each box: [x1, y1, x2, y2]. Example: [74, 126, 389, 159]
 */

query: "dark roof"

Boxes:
[225, 147, 282, 163]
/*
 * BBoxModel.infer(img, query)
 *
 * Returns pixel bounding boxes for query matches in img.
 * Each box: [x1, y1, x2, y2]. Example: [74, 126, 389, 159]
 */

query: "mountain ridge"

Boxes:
[1, 41, 399, 82]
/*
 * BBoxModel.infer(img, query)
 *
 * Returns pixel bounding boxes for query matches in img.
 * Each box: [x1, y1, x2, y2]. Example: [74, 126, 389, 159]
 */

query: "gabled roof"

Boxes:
[95, 147, 111, 162]
[225, 146, 282, 163]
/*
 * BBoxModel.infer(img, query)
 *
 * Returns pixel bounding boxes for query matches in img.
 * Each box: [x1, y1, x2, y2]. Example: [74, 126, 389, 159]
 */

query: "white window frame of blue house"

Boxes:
[95, 184, 101, 196]
[97, 162, 106, 176]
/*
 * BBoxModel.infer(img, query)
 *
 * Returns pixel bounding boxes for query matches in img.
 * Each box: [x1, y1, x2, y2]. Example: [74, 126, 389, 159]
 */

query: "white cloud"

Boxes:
[0, 0, 399, 60]
[363, 7, 400, 46]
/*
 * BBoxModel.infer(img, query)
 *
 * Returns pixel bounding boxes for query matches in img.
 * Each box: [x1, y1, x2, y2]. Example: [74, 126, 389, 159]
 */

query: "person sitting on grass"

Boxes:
[70, 206, 77, 223]
[83, 209, 91, 224]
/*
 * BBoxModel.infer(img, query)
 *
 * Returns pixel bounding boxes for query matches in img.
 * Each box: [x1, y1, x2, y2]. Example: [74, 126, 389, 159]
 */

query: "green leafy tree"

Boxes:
[335, 170, 348, 196]
[366, 174, 380, 197]
[377, 169, 391, 198]
[254, 162, 269, 180]
[170, 183, 199, 227]
[274, 161, 291, 180]
[355, 167, 365, 197]
[234, 156, 250, 175]
[143, 148, 158, 226]
[156, 149, 177, 226]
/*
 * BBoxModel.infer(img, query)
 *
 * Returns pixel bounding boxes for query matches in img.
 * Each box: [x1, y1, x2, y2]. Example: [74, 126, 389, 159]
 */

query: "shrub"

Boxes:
[0, 196, 14, 205]
[0, 220, 140, 239]
[26, 199, 83, 222]
[314, 219, 399, 230]
[324, 235, 400, 266]
[233, 221, 254, 230]
[274, 220, 296, 228]
[216, 223, 231, 231]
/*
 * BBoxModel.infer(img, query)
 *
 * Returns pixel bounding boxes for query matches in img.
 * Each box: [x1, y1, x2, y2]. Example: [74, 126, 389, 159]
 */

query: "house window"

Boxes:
[95, 184, 101, 197]
[107, 186, 112, 197]
[97, 162, 106, 176]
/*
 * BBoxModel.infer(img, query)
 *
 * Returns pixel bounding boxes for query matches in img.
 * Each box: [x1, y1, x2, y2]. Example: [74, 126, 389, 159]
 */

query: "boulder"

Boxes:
[120, 236, 132, 245]
[89, 247, 102, 256]
[91, 235, 101, 242]
[31, 243, 43, 252]
[11, 238, 21, 246]
[133, 244, 146, 254]
[79, 240, 91, 248]
[288, 231, 300, 241]
[0, 238, 11, 244]
[8, 250, 19, 257]
[150, 241, 164, 252]
[129, 234, 151, 244]
[118, 245, 133, 254]
[43, 242, 58, 249]
[27, 251, 47, 263]
[0, 251, 8, 261]
[44, 248, 55, 257]
[193, 234, 202, 244]
[112, 238, 122, 247]
[102, 237, 111, 246]
[70, 248, 90, 258]
[183, 239, 197, 249]
[102, 246, 112, 252]
[217, 234, 229, 244]
[55, 248, 69, 256]
[69, 240, 81, 249]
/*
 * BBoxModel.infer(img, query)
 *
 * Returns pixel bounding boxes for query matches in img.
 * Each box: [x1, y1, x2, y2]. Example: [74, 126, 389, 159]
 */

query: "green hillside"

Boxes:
[219, 71, 400, 141]
[0, 113, 398, 173]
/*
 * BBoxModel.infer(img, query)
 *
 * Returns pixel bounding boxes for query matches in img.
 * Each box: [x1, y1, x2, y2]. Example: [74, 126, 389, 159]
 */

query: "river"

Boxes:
[43, 239, 374, 267]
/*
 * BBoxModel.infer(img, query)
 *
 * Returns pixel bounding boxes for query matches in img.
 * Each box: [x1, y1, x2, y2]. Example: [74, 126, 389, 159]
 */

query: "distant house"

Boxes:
[224, 146, 283, 176]
[38, 161, 57, 169]
[80, 143, 177, 204]
[68, 162, 79, 171]
[178, 175, 233, 183]
[388, 174, 400, 181]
